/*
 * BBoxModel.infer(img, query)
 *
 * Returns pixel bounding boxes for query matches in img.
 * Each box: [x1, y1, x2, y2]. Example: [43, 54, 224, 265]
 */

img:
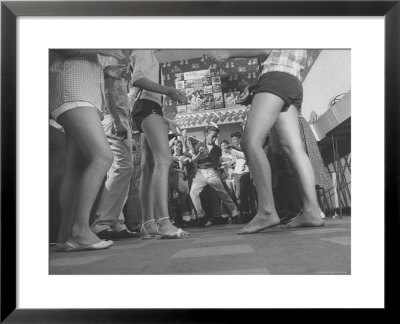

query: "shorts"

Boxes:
[131, 99, 163, 133]
[50, 101, 96, 121]
[253, 71, 303, 111]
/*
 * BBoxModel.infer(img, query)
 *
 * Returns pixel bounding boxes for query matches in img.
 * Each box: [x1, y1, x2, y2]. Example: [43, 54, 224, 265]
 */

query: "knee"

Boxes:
[241, 134, 258, 156]
[280, 141, 303, 159]
[154, 154, 172, 169]
[241, 136, 257, 156]
[92, 149, 114, 171]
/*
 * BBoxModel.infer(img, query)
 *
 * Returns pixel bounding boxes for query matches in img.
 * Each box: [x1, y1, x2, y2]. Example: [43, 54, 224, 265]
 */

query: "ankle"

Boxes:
[257, 207, 278, 217]
[141, 219, 157, 230]
[71, 225, 90, 239]
[157, 217, 171, 225]
[302, 206, 321, 215]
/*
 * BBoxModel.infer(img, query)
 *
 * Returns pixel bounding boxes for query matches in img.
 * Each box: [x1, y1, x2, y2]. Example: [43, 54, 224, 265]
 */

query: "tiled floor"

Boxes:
[49, 216, 351, 275]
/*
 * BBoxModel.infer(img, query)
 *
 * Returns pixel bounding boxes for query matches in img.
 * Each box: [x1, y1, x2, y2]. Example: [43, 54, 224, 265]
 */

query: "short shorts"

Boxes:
[131, 99, 163, 133]
[50, 101, 96, 121]
[253, 71, 303, 111]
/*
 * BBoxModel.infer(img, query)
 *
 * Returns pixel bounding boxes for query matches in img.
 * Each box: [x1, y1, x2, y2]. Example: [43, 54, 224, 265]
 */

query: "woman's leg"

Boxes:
[238, 93, 284, 234]
[57, 107, 114, 245]
[141, 114, 189, 236]
[273, 106, 324, 227]
[139, 134, 159, 235]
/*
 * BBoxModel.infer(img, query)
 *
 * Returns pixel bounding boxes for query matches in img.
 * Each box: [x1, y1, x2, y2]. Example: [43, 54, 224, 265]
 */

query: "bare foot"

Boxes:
[237, 213, 280, 235]
[158, 218, 190, 238]
[280, 210, 324, 229]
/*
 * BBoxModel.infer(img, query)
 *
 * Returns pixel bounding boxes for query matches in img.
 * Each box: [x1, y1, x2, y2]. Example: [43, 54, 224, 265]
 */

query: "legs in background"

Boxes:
[91, 115, 135, 239]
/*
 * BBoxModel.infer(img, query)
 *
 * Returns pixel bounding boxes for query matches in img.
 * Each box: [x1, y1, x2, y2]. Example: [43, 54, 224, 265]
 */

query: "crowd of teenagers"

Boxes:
[50, 49, 327, 252]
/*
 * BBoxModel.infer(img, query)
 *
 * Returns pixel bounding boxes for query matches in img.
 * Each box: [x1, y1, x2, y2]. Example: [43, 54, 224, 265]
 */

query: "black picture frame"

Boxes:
[1, 1, 399, 322]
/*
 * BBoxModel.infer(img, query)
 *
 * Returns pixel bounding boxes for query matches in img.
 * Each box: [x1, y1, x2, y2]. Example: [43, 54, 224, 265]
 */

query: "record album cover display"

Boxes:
[161, 50, 321, 128]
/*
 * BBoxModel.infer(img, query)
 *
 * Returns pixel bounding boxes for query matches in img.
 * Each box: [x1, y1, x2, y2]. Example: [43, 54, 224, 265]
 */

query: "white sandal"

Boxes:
[157, 217, 191, 239]
[140, 219, 161, 240]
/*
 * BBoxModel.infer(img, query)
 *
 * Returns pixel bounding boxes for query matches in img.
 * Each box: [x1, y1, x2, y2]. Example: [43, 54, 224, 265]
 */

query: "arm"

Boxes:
[104, 77, 128, 139]
[231, 148, 245, 159]
[190, 146, 206, 164]
[190, 152, 203, 164]
[132, 77, 187, 103]
[131, 51, 187, 103]
[169, 137, 176, 148]
[163, 116, 180, 135]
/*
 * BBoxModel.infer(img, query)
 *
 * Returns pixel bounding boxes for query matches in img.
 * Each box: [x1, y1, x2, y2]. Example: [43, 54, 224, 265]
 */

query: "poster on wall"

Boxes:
[161, 50, 321, 128]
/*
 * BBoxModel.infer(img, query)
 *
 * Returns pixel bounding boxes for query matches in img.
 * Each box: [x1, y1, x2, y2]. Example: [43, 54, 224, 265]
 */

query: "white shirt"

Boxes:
[231, 148, 249, 174]
[131, 50, 162, 106]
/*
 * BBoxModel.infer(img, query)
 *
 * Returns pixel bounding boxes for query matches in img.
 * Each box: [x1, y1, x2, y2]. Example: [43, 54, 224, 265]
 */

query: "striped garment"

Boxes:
[260, 50, 308, 81]
[49, 51, 105, 116]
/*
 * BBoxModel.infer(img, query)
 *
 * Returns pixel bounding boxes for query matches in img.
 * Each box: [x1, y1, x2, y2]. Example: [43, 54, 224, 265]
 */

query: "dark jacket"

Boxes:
[197, 145, 222, 169]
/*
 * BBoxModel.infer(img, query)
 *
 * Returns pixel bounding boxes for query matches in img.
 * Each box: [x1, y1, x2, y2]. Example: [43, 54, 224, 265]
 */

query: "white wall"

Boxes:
[301, 50, 351, 121]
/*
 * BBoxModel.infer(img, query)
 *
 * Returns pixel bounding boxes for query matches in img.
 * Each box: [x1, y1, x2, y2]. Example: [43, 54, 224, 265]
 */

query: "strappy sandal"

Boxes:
[140, 219, 161, 240]
[157, 217, 191, 239]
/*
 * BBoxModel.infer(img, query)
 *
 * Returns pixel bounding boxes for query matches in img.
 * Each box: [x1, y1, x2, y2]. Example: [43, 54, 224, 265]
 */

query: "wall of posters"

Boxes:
[161, 50, 321, 129]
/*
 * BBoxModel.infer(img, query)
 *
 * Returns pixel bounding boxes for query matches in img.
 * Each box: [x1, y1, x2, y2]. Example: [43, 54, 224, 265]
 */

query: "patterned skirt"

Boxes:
[298, 115, 332, 190]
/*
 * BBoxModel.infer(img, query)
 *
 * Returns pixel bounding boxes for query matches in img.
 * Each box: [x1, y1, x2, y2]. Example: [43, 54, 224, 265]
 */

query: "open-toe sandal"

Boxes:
[157, 217, 191, 239]
[140, 219, 161, 240]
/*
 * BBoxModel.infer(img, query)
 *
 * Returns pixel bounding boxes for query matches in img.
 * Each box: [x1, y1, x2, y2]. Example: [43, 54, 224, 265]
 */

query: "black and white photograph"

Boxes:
[48, 49, 351, 275]
[3, 2, 396, 317]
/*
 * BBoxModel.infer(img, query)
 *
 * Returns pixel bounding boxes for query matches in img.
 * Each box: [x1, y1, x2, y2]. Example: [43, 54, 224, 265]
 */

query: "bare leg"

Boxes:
[238, 93, 283, 234]
[141, 114, 189, 236]
[274, 107, 324, 228]
[57, 107, 114, 245]
[139, 134, 159, 235]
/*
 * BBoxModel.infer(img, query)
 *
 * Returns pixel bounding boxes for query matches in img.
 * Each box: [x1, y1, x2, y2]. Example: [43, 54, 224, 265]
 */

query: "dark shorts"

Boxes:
[131, 99, 163, 133]
[253, 71, 303, 111]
